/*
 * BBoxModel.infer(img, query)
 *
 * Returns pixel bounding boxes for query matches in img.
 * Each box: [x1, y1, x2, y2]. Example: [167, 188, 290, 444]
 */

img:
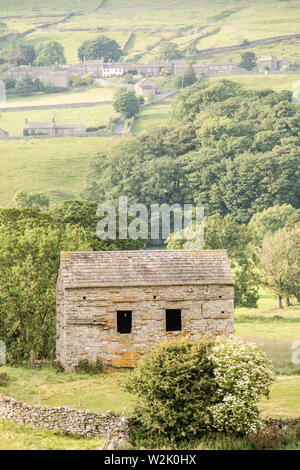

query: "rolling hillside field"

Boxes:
[0, 137, 117, 206]
[1, 1, 300, 63]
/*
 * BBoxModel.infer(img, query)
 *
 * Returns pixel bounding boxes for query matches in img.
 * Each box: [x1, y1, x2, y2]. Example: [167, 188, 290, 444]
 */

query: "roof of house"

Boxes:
[136, 78, 156, 88]
[59, 250, 234, 288]
[257, 56, 277, 61]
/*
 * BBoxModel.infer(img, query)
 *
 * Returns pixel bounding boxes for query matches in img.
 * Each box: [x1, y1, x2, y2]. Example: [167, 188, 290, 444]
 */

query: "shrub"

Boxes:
[125, 337, 274, 442]
[75, 358, 103, 374]
[208, 337, 275, 435]
[0, 372, 10, 386]
[125, 338, 217, 441]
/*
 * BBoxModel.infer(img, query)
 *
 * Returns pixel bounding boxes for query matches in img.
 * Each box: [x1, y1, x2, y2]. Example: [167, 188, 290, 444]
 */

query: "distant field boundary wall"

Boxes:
[195, 33, 300, 58]
[0, 132, 116, 140]
[0, 11, 80, 42]
[0, 394, 128, 440]
[0, 101, 113, 113]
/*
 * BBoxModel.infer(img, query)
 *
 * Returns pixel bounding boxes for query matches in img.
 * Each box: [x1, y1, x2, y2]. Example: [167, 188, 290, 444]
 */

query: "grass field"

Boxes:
[2, 86, 115, 108]
[132, 102, 172, 135]
[0, 0, 99, 14]
[1, 1, 300, 65]
[209, 73, 300, 92]
[0, 104, 113, 135]
[0, 137, 117, 206]
[0, 420, 104, 450]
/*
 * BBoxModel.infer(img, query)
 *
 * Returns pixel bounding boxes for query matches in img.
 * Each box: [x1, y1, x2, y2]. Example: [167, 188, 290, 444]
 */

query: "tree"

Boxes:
[239, 52, 257, 70]
[12, 191, 50, 211]
[249, 204, 297, 242]
[125, 337, 274, 442]
[167, 214, 259, 308]
[258, 227, 300, 309]
[113, 89, 140, 118]
[78, 36, 122, 62]
[34, 41, 66, 66]
[182, 64, 197, 87]
[15, 74, 35, 97]
[3, 77, 16, 89]
[50, 199, 143, 251]
[19, 44, 36, 65]
[125, 338, 217, 441]
[157, 42, 182, 61]
[0, 223, 92, 361]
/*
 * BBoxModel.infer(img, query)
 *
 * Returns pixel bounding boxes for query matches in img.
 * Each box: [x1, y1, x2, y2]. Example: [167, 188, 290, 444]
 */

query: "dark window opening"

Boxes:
[117, 311, 132, 334]
[83, 296, 86, 300]
[166, 309, 182, 332]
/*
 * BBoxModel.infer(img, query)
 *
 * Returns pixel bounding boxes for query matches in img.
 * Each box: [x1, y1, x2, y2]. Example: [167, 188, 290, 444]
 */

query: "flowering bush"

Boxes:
[208, 337, 275, 435]
[125, 337, 274, 440]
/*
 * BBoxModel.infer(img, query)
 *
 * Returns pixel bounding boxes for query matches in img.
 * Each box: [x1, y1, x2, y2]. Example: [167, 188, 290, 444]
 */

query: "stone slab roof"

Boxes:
[59, 250, 234, 288]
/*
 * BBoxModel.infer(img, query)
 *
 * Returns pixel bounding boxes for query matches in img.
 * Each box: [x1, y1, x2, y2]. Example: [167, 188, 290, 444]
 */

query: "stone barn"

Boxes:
[56, 250, 234, 371]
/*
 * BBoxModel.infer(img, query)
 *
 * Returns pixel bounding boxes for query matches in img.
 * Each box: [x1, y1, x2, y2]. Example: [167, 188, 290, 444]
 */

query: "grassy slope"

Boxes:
[0, 0, 99, 14]
[0, 104, 113, 135]
[2, 1, 300, 64]
[2, 87, 115, 108]
[209, 74, 300, 92]
[0, 420, 104, 450]
[0, 137, 117, 206]
[132, 102, 172, 135]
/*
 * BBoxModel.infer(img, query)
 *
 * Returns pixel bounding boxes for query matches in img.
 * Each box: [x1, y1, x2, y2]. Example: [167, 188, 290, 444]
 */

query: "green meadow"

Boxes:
[132, 102, 172, 136]
[0, 137, 118, 206]
[2, 1, 300, 64]
[208, 73, 300, 92]
[0, 104, 113, 135]
[2, 87, 115, 108]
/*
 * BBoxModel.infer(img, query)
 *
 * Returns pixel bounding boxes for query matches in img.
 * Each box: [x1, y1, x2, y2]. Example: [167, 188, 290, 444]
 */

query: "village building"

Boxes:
[135, 78, 157, 96]
[24, 118, 86, 137]
[256, 55, 278, 72]
[56, 250, 235, 371]
[173, 59, 236, 76]
[0, 128, 9, 138]
[7, 65, 71, 88]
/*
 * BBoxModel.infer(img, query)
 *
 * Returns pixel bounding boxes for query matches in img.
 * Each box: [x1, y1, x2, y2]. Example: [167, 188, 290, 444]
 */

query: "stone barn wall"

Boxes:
[57, 283, 234, 371]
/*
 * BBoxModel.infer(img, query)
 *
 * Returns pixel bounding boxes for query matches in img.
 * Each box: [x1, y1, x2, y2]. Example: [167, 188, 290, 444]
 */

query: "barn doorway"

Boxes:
[117, 311, 132, 334]
[166, 309, 182, 331]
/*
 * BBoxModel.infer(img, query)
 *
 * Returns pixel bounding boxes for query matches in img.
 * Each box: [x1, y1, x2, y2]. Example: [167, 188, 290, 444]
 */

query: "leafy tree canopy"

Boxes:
[34, 41, 66, 66]
[78, 36, 122, 62]
[157, 42, 182, 61]
[113, 88, 140, 119]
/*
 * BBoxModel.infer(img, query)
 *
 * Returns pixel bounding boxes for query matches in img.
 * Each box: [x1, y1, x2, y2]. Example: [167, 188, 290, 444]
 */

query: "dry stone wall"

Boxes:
[0, 394, 128, 440]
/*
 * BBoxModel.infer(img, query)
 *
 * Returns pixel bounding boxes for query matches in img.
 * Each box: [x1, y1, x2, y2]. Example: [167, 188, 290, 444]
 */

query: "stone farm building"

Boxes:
[256, 55, 291, 72]
[135, 78, 157, 96]
[24, 118, 86, 137]
[56, 250, 234, 371]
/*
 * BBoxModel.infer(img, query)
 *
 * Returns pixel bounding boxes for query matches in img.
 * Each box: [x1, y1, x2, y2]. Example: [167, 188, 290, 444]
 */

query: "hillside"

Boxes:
[0, 1, 300, 64]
